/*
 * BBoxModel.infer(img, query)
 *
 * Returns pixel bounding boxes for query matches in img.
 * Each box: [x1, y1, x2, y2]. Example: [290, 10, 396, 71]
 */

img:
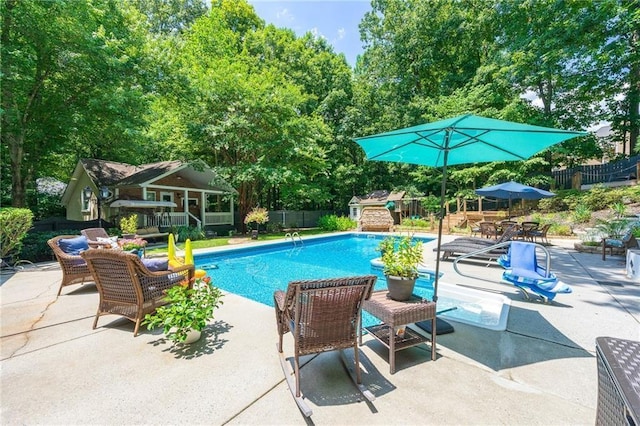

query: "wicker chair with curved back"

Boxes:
[47, 235, 95, 296]
[274, 275, 377, 417]
[81, 228, 113, 249]
[81, 249, 194, 336]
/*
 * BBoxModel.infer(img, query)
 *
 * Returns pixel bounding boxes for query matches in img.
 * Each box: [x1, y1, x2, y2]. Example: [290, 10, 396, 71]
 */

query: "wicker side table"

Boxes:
[360, 290, 436, 374]
[595, 336, 640, 426]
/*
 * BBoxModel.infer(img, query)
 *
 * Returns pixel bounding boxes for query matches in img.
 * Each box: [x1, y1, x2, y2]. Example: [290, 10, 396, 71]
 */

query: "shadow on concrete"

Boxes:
[436, 305, 592, 371]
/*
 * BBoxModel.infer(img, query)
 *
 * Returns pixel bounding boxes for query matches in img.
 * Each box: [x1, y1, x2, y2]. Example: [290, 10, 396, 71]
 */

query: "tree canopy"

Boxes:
[2, 0, 637, 218]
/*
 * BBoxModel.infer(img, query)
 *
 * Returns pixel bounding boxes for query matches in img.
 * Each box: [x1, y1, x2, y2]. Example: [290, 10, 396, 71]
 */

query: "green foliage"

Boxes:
[581, 186, 621, 212]
[19, 231, 68, 262]
[549, 224, 572, 236]
[401, 218, 431, 228]
[0, 208, 34, 260]
[244, 207, 269, 227]
[572, 204, 592, 223]
[170, 226, 205, 242]
[2, 0, 150, 207]
[142, 276, 224, 343]
[119, 215, 138, 235]
[317, 215, 356, 232]
[536, 196, 567, 213]
[379, 236, 423, 279]
[595, 218, 631, 239]
[266, 222, 284, 233]
[611, 202, 628, 219]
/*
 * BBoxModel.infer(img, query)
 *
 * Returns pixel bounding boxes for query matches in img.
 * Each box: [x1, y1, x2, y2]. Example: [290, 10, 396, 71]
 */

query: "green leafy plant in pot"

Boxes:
[244, 207, 269, 239]
[379, 236, 424, 301]
[142, 276, 224, 344]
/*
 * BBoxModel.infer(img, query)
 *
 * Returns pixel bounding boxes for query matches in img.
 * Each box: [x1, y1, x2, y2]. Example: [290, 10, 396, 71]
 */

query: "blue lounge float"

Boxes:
[498, 241, 571, 302]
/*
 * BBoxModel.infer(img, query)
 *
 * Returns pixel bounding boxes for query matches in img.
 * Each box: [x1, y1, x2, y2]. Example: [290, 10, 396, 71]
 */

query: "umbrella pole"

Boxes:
[433, 133, 452, 304]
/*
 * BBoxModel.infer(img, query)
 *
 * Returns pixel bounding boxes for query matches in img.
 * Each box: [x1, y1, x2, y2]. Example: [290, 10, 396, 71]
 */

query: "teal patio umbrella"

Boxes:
[354, 114, 586, 302]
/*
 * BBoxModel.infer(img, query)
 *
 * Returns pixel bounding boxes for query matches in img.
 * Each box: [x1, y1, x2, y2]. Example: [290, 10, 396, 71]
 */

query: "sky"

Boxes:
[246, 1, 371, 67]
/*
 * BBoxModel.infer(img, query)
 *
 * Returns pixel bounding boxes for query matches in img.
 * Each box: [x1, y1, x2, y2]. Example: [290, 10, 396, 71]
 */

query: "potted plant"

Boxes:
[142, 276, 224, 344]
[378, 236, 424, 301]
[120, 214, 138, 239]
[244, 207, 269, 239]
[118, 237, 147, 257]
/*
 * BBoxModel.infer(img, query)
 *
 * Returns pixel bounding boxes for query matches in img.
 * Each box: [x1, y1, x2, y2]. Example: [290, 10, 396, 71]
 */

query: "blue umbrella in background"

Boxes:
[475, 181, 555, 218]
[354, 114, 586, 302]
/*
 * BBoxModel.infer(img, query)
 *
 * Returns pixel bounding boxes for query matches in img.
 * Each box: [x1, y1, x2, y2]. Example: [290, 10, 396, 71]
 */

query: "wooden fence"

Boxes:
[552, 155, 639, 190]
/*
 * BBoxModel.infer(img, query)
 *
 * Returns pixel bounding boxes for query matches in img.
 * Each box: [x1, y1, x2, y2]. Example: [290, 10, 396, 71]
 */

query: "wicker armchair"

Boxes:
[274, 275, 377, 417]
[81, 249, 194, 336]
[47, 235, 95, 296]
[81, 228, 113, 249]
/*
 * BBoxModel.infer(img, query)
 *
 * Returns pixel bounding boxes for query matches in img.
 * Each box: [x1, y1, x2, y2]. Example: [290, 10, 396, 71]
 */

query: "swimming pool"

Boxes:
[195, 233, 510, 330]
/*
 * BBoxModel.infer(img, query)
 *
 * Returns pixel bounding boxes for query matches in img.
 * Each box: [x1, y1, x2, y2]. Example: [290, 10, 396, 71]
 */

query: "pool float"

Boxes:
[170, 238, 207, 278]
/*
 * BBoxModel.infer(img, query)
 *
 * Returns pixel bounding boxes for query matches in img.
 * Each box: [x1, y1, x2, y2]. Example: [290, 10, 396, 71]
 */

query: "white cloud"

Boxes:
[337, 28, 345, 40]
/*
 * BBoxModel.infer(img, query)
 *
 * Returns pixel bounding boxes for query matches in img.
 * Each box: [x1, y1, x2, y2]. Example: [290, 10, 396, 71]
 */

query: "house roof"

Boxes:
[61, 159, 236, 205]
[350, 190, 406, 205]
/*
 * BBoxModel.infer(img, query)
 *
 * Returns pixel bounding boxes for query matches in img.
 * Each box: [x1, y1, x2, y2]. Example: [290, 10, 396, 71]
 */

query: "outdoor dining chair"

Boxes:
[274, 275, 377, 417]
[479, 222, 500, 239]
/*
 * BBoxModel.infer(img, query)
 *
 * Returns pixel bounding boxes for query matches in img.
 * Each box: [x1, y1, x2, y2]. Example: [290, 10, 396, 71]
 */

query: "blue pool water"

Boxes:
[195, 234, 441, 327]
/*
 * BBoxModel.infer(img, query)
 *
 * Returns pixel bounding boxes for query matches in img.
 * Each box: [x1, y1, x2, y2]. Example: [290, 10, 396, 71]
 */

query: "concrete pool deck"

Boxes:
[1, 233, 639, 425]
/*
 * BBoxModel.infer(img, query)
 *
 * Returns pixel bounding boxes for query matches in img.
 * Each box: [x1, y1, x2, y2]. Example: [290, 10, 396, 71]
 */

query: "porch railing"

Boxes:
[204, 212, 233, 225]
[143, 212, 233, 228]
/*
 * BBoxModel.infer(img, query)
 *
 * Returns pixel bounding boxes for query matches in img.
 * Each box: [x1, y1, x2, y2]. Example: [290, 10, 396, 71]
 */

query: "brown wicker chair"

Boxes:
[47, 235, 95, 296]
[81, 249, 194, 336]
[81, 228, 114, 249]
[274, 275, 377, 417]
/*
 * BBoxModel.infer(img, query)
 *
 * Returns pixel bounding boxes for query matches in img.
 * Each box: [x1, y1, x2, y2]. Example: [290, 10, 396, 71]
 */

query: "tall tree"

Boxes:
[129, 0, 207, 34]
[1, 0, 149, 207]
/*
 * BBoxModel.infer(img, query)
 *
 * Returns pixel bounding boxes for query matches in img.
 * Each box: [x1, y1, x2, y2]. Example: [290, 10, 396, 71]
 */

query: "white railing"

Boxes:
[143, 211, 233, 228]
[144, 213, 187, 228]
[204, 212, 233, 226]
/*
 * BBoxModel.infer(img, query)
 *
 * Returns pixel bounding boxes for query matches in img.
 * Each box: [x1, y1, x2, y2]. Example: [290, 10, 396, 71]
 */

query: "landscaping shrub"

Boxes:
[549, 224, 572, 236]
[572, 204, 592, 223]
[0, 208, 34, 262]
[581, 185, 620, 211]
[537, 197, 568, 213]
[317, 215, 356, 231]
[401, 218, 431, 228]
[19, 230, 78, 263]
[170, 225, 205, 242]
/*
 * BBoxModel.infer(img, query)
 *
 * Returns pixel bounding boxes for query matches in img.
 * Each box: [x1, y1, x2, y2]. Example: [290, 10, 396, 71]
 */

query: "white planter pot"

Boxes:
[170, 328, 202, 344]
[183, 329, 202, 344]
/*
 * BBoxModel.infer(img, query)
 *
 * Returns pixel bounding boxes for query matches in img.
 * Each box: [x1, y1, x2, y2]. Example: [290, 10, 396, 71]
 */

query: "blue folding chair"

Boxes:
[499, 241, 572, 302]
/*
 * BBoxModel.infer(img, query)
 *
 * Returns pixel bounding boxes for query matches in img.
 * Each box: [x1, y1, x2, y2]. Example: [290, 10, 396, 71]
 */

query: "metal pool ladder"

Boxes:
[285, 232, 303, 246]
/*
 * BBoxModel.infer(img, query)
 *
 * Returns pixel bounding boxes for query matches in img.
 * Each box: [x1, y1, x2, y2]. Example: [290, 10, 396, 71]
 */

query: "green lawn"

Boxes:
[145, 228, 330, 256]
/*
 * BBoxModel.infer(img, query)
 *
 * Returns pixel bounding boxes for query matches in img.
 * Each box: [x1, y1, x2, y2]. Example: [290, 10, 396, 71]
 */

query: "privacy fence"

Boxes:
[552, 155, 639, 190]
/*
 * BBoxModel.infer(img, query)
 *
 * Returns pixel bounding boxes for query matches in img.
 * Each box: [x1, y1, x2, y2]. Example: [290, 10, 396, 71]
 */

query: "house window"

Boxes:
[160, 192, 173, 203]
[188, 198, 198, 207]
[81, 190, 91, 212]
[146, 191, 156, 201]
[207, 194, 223, 212]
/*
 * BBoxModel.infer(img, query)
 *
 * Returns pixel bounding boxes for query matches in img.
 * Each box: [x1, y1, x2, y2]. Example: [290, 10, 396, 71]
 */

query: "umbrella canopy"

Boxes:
[475, 181, 555, 218]
[354, 114, 586, 303]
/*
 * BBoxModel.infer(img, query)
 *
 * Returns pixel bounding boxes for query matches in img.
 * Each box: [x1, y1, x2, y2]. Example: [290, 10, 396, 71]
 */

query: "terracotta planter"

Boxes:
[385, 275, 417, 301]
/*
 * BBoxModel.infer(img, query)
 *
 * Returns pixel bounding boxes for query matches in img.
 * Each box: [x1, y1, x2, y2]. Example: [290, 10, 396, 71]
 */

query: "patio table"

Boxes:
[360, 291, 436, 374]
